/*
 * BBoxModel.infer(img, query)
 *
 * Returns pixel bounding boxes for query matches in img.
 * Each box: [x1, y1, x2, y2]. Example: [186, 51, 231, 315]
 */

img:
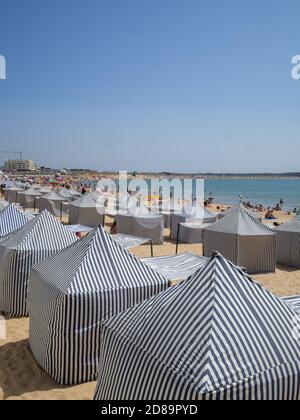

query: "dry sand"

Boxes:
[1, 207, 300, 400]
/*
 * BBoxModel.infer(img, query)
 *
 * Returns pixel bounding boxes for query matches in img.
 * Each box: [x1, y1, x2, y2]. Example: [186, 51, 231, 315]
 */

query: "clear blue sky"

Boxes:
[0, 0, 299, 173]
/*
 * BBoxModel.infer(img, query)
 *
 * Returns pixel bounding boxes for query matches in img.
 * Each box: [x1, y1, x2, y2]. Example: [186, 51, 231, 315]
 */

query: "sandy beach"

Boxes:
[1, 205, 300, 400]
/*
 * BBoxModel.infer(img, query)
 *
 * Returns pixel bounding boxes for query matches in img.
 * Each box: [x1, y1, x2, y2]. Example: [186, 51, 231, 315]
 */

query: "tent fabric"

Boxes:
[218, 205, 262, 221]
[38, 186, 52, 194]
[5, 186, 24, 203]
[94, 254, 300, 401]
[58, 188, 74, 201]
[67, 225, 94, 234]
[141, 252, 209, 281]
[0, 201, 9, 211]
[0, 210, 77, 317]
[177, 222, 211, 244]
[203, 205, 276, 274]
[0, 204, 29, 237]
[116, 214, 164, 245]
[68, 193, 105, 227]
[282, 296, 300, 315]
[171, 207, 217, 240]
[19, 187, 43, 209]
[27, 227, 168, 385]
[275, 219, 300, 267]
[38, 191, 67, 217]
[112, 233, 151, 250]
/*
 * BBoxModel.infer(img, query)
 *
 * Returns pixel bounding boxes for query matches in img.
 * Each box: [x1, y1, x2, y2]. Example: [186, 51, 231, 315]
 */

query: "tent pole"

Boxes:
[176, 224, 181, 255]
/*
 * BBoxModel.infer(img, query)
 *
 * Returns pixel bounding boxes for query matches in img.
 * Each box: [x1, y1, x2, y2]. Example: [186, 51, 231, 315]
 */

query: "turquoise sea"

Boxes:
[204, 179, 300, 210]
[94, 177, 300, 211]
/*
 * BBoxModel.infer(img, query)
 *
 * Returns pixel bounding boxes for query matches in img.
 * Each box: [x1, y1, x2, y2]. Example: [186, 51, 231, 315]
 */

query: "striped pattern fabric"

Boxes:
[27, 226, 168, 385]
[203, 205, 277, 274]
[94, 254, 300, 400]
[112, 233, 151, 250]
[141, 253, 209, 282]
[0, 204, 29, 237]
[282, 296, 300, 315]
[275, 219, 300, 267]
[0, 210, 77, 317]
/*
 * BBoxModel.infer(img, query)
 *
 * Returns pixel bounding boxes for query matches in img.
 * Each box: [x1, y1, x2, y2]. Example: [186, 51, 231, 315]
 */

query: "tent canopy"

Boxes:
[275, 217, 300, 233]
[0, 210, 77, 317]
[22, 187, 43, 197]
[94, 254, 300, 400]
[0, 204, 29, 237]
[28, 226, 168, 385]
[205, 204, 273, 236]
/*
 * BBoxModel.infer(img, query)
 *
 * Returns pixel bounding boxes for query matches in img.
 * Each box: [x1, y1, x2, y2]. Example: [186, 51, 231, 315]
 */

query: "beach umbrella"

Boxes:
[203, 204, 277, 274]
[27, 226, 168, 385]
[0, 210, 77, 317]
[94, 253, 300, 400]
[275, 217, 300, 267]
[0, 204, 29, 237]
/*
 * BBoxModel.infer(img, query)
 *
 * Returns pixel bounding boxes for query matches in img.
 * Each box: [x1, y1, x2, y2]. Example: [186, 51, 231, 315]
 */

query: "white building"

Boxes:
[5, 160, 39, 172]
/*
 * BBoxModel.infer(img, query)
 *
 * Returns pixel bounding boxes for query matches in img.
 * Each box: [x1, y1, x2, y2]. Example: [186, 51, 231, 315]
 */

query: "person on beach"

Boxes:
[265, 210, 276, 220]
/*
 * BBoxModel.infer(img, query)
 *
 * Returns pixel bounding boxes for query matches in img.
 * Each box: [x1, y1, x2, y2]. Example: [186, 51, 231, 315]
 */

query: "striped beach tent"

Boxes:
[218, 204, 262, 221]
[171, 206, 217, 240]
[0, 204, 29, 237]
[141, 252, 209, 282]
[203, 204, 277, 274]
[274, 218, 300, 267]
[0, 210, 77, 317]
[94, 253, 300, 400]
[27, 226, 168, 385]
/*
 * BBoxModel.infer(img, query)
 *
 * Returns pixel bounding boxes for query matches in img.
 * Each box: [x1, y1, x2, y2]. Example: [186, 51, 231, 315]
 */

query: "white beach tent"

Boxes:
[116, 212, 164, 245]
[115, 199, 164, 245]
[94, 253, 300, 400]
[218, 204, 262, 221]
[0, 204, 29, 237]
[0, 210, 77, 317]
[5, 185, 24, 203]
[68, 193, 105, 227]
[58, 188, 75, 201]
[275, 218, 300, 267]
[68, 188, 82, 199]
[171, 206, 217, 241]
[19, 187, 43, 209]
[39, 190, 67, 218]
[203, 204, 277, 274]
[38, 186, 52, 194]
[27, 226, 168, 385]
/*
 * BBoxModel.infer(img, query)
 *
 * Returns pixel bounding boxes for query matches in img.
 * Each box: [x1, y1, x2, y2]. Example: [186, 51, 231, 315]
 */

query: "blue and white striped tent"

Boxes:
[0, 204, 29, 238]
[274, 218, 300, 267]
[28, 226, 168, 385]
[203, 204, 277, 274]
[0, 210, 77, 317]
[94, 254, 300, 400]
